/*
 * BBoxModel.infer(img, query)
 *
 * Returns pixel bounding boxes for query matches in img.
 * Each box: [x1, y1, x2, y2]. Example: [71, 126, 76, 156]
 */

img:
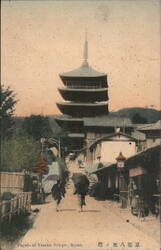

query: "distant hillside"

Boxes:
[110, 107, 161, 123]
[12, 108, 161, 134]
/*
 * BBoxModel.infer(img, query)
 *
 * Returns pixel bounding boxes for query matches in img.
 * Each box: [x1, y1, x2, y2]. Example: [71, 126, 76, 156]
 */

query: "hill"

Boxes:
[110, 107, 161, 123]
[12, 108, 161, 135]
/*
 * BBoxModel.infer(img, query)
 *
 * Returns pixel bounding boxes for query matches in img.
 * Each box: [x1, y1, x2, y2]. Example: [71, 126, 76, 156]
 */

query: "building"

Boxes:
[57, 38, 109, 116]
[86, 132, 142, 165]
[87, 144, 160, 216]
[136, 120, 161, 148]
[125, 144, 161, 214]
[55, 38, 109, 151]
[55, 38, 136, 152]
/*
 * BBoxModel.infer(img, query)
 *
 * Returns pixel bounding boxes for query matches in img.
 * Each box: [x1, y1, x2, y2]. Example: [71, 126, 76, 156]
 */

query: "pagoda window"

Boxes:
[66, 84, 100, 89]
[65, 80, 106, 89]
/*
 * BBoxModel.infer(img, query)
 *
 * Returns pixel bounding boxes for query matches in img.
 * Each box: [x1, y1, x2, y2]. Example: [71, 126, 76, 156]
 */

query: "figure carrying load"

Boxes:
[50, 159, 69, 212]
[51, 179, 66, 212]
[72, 173, 89, 212]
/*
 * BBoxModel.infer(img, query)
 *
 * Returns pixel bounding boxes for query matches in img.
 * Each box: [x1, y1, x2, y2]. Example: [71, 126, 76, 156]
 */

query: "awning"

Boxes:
[129, 167, 146, 177]
[85, 161, 114, 174]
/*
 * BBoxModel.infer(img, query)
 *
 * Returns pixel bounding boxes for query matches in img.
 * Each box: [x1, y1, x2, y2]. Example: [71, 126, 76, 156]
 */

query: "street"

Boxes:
[13, 163, 160, 250]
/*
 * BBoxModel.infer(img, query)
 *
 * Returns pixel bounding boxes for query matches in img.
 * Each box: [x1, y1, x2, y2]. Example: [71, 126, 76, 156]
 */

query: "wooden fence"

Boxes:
[0, 192, 31, 221]
[0, 172, 25, 193]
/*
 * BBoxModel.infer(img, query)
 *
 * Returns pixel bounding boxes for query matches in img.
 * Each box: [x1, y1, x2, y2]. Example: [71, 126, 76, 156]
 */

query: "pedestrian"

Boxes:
[72, 173, 89, 212]
[73, 183, 87, 212]
[51, 180, 66, 212]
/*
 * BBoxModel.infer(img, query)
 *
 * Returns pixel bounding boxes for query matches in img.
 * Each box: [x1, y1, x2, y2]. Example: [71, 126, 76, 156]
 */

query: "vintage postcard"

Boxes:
[1, 1, 161, 250]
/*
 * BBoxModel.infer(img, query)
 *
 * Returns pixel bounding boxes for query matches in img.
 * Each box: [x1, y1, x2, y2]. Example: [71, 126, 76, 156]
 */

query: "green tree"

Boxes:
[132, 113, 147, 124]
[1, 135, 40, 172]
[0, 85, 18, 138]
[22, 115, 53, 139]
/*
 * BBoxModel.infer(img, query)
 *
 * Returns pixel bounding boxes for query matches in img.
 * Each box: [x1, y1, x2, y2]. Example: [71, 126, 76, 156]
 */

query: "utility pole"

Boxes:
[40, 138, 46, 153]
[59, 137, 61, 158]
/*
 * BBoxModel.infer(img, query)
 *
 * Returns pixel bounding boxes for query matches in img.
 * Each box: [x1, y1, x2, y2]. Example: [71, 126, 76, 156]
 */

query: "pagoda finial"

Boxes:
[83, 29, 88, 64]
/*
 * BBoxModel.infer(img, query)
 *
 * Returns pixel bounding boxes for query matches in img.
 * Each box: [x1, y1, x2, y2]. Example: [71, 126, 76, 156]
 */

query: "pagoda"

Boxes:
[55, 37, 109, 151]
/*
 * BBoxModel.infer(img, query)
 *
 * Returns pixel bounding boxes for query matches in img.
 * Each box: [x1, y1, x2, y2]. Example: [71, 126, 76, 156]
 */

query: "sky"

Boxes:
[1, 0, 161, 116]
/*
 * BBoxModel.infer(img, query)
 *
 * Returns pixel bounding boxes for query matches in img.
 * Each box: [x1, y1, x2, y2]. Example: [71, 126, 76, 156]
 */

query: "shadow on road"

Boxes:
[59, 209, 77, 212]
[83, 210, 100, 213]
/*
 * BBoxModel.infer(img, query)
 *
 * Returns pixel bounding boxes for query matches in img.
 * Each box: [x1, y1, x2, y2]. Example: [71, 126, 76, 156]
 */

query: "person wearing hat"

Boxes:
[51, 179, 66, 212]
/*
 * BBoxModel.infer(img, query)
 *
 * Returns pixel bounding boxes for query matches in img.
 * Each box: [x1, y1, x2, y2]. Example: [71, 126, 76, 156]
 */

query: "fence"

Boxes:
[0, 172, 25, 193]
[0, 192, 31, 221]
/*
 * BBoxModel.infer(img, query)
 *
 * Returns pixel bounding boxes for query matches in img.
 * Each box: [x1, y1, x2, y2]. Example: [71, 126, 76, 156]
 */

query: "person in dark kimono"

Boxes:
[75, 184, 87, 212]
[72, 173, 89, 212]
[51, 180, 66, 212]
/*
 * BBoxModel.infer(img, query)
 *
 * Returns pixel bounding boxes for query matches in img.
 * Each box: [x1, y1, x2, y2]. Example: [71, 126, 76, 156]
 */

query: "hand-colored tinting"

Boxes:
[1, 1, 160, 116]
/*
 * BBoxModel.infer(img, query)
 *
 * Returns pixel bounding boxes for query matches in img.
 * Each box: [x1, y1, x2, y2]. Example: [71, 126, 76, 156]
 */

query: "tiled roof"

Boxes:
[85, 162, 116, 174]
[60, 61, 106, 78]
[137, 120, 161, 130]
[131, 130, 146, 140]
[89, 132, 139, 150]
[125, 144, 161, 169]
[57, 102, 108, 106]
[54, 114, 83, 122]
[85, 162, 114, 173]
[84, 116, 133, 127]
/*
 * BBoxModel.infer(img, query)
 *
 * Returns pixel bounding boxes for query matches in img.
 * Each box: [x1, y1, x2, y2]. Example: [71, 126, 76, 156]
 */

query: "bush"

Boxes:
[1, 135, 40, 172]
[0, 192, 16, 201]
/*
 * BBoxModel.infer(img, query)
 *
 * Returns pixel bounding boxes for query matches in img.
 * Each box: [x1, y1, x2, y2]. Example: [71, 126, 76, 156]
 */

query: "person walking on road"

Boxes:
[51, 180, 66, 212]
[72, 173, 89, 212]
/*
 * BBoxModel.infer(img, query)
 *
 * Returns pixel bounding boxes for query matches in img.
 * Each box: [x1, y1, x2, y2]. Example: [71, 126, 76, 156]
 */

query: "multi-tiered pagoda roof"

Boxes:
[55, 38, 109, 150]
[57, 38, 108, 116]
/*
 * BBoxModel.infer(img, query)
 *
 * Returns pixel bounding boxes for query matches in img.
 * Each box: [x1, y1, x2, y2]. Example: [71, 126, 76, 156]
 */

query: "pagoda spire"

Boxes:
[83, 30, 88, 66]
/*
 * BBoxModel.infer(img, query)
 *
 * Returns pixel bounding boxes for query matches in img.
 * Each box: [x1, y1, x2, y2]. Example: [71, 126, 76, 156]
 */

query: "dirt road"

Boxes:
[13, 162, 160, 250]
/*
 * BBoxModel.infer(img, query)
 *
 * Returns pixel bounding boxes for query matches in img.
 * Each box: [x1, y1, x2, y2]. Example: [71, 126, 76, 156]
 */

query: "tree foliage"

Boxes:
[132, 113, 148, 124]
[112, 107, 160, 123]
[1, 135, 40, 172]
[0, 85, 18, 138]
[22, 115, 53, 139]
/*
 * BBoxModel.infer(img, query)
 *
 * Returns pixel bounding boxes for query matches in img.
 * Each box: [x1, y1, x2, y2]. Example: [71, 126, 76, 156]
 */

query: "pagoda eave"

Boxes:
[59, 74, 107, 79]
[55, 116, 84, 132]
[56, 102, 109, 117]
[59, 74, 108, 88]
[65, 133, 85, 151]
[58, 88, 108, 102]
